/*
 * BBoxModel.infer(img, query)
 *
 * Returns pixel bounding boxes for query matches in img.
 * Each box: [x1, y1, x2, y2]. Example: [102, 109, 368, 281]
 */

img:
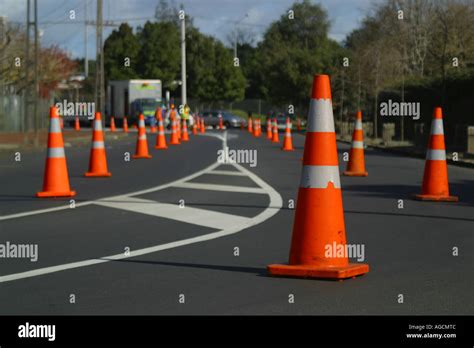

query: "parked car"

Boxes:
[201, 110, 245, 128]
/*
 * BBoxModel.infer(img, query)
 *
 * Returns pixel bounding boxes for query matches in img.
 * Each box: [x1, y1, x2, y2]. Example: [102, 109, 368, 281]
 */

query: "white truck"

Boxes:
[107, 79, 162, 126]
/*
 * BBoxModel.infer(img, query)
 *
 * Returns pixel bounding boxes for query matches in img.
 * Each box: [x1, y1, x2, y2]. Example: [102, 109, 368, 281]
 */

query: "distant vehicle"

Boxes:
[107, 79, 162, 126]
[271, 114, 306, 131]
[201, 110, 245, 128]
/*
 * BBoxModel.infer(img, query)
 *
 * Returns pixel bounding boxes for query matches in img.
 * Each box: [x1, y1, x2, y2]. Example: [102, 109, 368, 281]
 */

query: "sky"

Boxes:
[1, 0, 374, 59]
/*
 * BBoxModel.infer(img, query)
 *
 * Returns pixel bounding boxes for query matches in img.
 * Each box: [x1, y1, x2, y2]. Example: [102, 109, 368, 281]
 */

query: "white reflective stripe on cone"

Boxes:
[352, 141, 364, 149]
[300, 165, 341, 189]
[307, 99, 335, 133]
[426, 149, 446, 160]
[92, 141, 105, 149]
[94, 120, 102, 131]
[159, 121, 164, 127]
[139, 134, 147, 140]
[355, 120, 363, 130]
[139, 120, 145, 127]
[158, 131, 165, 135]
[431, 119, 444, 135]
[49, 118, 62, 133]
[47, 147, 65, 158]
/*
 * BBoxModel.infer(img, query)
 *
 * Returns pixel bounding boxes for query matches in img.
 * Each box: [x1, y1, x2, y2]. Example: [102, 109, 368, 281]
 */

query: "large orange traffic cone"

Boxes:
[414, 107, 458, 201]
[248, 117, 253, 133]
[133, 114, 152, 159]
[37, 106, 76, 197]
[268, 74, 369, 280]
[123, 117, 129, 133]
[110, 116, 117, 132]
[271, 118, 279, 143]
[181, 118, 190, 142]
[266, 118, 272, 139]
[169, 118, 180, 145]
[343, 111, 368, 177]
[85, 112, 111, 177]
[282, 117, 294, 151]
[74, 116, 80, 131]
[155, 111, 168, 150]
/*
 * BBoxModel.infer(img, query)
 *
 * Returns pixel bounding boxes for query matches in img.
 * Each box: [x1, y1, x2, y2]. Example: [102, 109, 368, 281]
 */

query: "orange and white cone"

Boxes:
[181, 119, 190, 142]
[218, 115, 224, 130]
[343, 111, 368, 177]
[84, 112, 112, 177]
[271, 118, 279, 143]
[154, 111, 168, 150]
[192, 118, 198, 135]
[74, 116, 80, 131]
[133, 114, 152, 159]
[266, 118, 272, 139]
[268, 74, 369, 280]
[257, 119, 262, 136]
[415, 107, 458, 202]
[200, 117, 205, 134]
[253, 118, 258, 137]
[123, 117, 129, 133]
[110, 116, 117, 132]
[37, 106, 76, 197]
[248, 117, 253, 133]
[282, 117, 294, 151]
[169, 118, 180, 145]
[59, 117, 64, 129]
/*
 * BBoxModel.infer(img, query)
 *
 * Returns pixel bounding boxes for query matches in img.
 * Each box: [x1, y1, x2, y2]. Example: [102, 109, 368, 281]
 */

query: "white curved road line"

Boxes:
[0, 131, 283, 283]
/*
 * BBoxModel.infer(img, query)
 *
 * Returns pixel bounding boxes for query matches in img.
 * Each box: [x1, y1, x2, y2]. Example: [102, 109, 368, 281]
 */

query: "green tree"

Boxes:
[104, 23, 140, 80]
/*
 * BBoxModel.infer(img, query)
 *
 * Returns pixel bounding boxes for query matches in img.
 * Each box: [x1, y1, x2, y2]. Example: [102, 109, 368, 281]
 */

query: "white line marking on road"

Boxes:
[0, 130, 283, 283]
[175, 182, 266, 194]
[96, 196, 251, 230]
[208, 170, 247, 176]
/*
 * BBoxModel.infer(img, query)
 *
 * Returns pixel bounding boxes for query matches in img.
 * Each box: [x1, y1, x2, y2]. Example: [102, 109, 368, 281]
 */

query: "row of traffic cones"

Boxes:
[36, 107, 203, 198]
[241, 74, 457, 281]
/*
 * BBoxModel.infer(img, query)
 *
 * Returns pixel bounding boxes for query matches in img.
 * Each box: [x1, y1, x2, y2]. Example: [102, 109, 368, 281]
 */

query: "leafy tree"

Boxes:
[104, 23, 140, 80]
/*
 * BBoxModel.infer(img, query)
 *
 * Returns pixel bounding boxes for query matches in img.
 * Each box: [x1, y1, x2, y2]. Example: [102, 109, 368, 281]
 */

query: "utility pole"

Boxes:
[84, 0, 88, 77]
[24, 0, 39, 144]
[95, 0, 104, 117]
[180, 11, 187, 106]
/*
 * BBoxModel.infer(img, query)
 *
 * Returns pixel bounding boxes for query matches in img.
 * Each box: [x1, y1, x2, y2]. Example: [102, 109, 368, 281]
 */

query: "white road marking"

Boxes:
[96, 196, 251, 230]
[175, 182, 266, 194]
[208, 170, 247, 176]
[0, 130, 283, 283]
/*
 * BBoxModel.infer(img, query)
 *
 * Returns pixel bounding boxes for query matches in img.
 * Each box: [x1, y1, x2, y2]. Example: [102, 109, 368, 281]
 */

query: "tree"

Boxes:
[104, 23, 140, 80]
[254, 0, 343, 107]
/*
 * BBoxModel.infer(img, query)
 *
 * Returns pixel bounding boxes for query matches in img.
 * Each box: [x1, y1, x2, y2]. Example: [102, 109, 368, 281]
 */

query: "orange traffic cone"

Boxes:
[110, 116, 117, 132]
[36, 106, 76, 197]
[200, 117, 205, 134]
[154, 111, 168, 150]
[169, 118, 180, 145]
[297, 117, 302, 132]
[218, 114, 224, 130]
[84, 112, 111, 177]
[192, 117, 198, 135]
[282, 117, 294, 151]
[74, 116, 80, 131]
[248, 117, 253, 133]
[181, 118, 190, 142]
[415, 107, 458, 201]
[59, 117, 64, 129]
[253, 118, 258, 137]
[123, 117, 129, 133]
[133, 114, 152, 159]
[150, 124, 157, 133]
[271, 118, 279, 143]
[343, 111, 368, 177]
[266, 118, 272, 139]
[268, 74, 369, 280]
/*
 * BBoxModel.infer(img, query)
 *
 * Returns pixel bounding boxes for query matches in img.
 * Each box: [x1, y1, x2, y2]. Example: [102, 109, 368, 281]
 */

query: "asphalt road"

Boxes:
[0, 128, 473, 315]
